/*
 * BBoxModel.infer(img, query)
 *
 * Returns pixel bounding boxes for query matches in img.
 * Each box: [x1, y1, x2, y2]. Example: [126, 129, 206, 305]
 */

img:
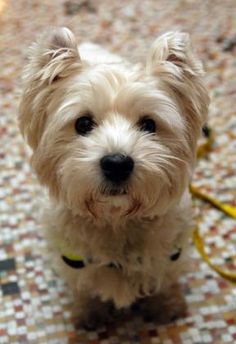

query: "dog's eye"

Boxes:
[75, 115, 95, 135]
[138, 117, 156, 133]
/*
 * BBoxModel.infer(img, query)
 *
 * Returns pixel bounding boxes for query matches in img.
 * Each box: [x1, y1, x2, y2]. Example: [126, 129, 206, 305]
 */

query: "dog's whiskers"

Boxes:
[157, 154, 187, 164]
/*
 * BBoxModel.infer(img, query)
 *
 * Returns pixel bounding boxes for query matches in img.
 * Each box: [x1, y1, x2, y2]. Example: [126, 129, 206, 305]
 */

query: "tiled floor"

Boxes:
[1, 0, 236, 343]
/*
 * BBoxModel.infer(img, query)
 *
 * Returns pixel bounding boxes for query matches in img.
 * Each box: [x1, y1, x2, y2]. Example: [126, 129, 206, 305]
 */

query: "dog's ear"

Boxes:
[146, 32, 209, 147]
[19, 27, 81, 149]
[25, 27, 81, 84]
[146, 31, 204, 77]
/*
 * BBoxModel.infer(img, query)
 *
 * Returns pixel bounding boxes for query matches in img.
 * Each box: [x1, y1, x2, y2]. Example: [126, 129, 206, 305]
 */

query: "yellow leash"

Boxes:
[191, 126, 236, 283]
[192, 229, 236, 283]
[190, 185, 236, 219]
[196, 125, 214, 159]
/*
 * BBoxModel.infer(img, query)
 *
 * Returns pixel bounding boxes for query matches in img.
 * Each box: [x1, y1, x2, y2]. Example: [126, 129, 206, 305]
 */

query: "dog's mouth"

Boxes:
[101, 188, 128, 196]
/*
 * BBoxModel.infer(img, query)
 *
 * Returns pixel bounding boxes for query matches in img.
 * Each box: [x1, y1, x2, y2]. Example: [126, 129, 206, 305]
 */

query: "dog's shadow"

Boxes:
[74, 299, 180, 333]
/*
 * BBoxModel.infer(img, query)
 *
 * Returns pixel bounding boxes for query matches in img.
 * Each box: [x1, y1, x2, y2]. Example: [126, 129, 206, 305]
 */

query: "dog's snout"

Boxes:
[100, 153, 134, 183]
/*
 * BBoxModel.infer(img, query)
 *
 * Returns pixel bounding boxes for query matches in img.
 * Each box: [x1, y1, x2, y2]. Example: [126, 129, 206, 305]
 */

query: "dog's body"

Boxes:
[19, 28, 209, 326]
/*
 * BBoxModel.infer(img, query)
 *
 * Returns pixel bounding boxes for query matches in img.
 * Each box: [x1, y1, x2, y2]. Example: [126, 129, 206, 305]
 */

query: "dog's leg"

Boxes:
[73, 291, 115, 330]
[138, 283, 187, 324]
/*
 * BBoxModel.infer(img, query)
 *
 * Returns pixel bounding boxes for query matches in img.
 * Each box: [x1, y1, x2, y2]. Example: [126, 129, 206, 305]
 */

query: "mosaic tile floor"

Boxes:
[0, 0, 236, 343]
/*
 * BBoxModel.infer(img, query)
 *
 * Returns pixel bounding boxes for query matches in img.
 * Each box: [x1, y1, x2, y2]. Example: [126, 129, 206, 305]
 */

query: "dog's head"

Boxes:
[19, 27, 209, 221]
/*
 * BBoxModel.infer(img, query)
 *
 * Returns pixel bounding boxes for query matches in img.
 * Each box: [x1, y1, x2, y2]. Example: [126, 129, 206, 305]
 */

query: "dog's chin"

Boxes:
[84, 187, 142, 220]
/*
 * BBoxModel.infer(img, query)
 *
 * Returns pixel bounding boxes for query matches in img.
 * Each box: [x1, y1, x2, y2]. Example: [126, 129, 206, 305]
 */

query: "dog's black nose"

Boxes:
[100, 154, 134, 183]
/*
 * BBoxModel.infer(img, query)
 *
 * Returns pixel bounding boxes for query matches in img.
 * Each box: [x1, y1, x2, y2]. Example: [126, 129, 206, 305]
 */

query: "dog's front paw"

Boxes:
[138, 284, 187, 324]
[74, 297, 115, 330]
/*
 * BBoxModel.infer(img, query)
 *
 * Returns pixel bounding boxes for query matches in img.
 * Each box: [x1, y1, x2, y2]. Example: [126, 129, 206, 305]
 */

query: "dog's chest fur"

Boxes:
[45, 193, 191, 276]
[44, 196, 192, 307]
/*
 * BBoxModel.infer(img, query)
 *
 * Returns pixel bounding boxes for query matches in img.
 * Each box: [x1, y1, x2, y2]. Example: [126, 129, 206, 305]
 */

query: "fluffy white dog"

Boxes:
[19, 27, 209, 327]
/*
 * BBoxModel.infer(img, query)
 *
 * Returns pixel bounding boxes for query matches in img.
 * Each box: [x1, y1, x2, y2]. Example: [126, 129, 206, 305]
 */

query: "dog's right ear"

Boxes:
[25, 27, 81, 85]
[19, 27, 81, 149]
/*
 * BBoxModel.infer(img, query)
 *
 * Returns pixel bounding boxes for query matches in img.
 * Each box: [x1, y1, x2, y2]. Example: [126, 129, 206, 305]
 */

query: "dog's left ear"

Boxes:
[146, 32, 209, 145]
[146, 31, 204, 77]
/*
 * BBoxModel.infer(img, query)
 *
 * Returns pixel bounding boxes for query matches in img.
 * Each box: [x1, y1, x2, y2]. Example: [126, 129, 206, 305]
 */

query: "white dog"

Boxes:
[19, 27, 209, 328]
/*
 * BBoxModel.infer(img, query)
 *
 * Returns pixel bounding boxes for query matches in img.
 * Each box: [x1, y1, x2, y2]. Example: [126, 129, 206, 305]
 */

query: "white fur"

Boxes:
[19, 27, 209, 320]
